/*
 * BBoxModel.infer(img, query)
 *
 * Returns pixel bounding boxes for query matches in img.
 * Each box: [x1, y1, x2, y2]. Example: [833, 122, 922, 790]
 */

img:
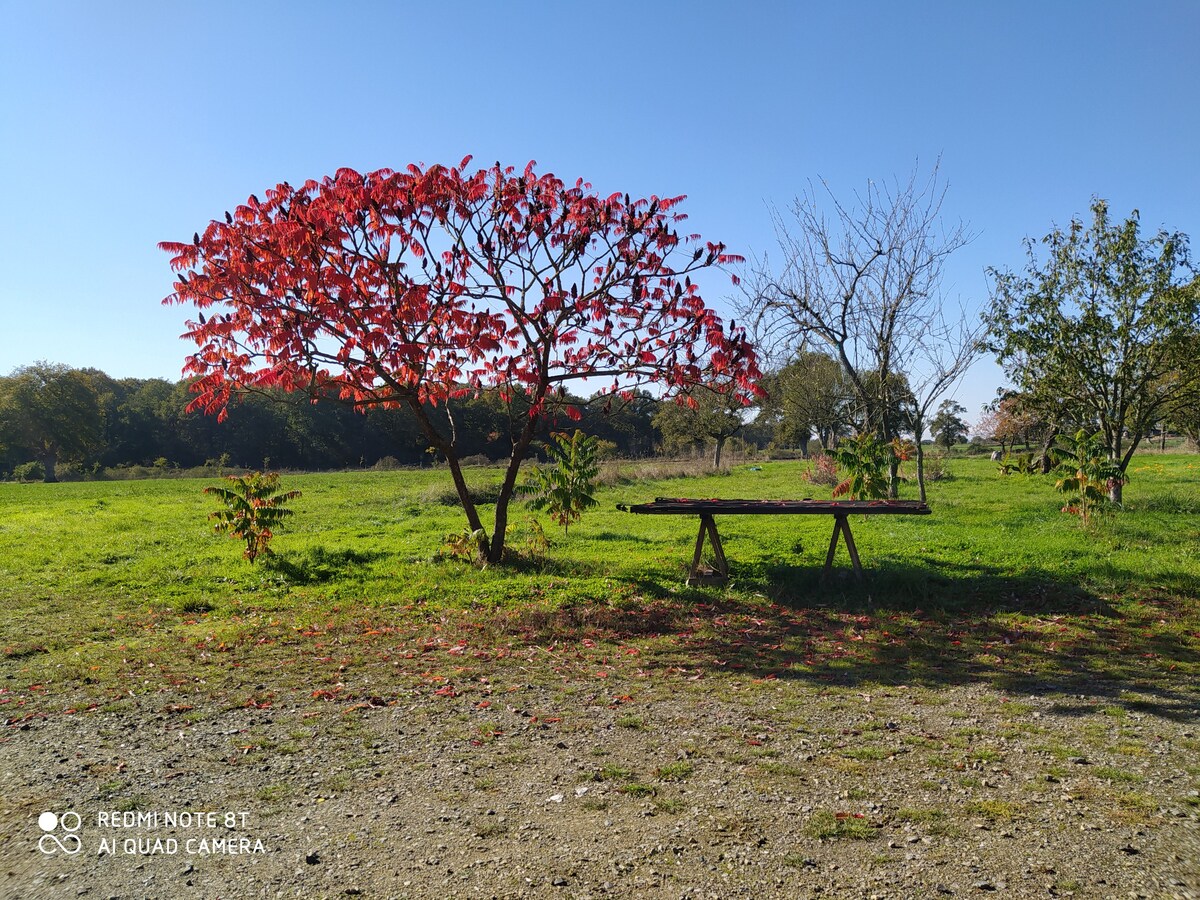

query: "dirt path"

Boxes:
[2, 676, 1197, 899]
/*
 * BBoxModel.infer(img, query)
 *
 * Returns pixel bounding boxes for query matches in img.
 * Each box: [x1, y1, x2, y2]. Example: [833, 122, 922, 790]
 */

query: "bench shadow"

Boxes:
[494, 560, 1200, 723]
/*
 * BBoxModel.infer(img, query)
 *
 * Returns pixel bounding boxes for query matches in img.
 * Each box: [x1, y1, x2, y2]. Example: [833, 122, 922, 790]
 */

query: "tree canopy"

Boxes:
[759, 351, 852, 455]
[0, 362, 104, 482]
[652, 383, 749, 468]
[930, 399, 969, 450]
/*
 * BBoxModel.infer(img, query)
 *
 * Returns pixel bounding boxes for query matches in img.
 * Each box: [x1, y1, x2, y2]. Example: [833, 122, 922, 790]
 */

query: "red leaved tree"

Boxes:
[162, 158, 759, 563]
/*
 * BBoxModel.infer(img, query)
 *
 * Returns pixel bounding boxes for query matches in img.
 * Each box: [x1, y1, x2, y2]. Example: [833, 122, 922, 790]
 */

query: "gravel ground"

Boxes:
[2, 678, 1197, 900]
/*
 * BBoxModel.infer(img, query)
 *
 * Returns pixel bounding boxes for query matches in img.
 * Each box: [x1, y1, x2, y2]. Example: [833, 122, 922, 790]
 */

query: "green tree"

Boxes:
[851, 371, 918, 442]
[577, 389, 663, 459]
[100, 377, 177, 467]
[652, 384, 748, 468]
[0, 362, 104, 482]
[986, 200, 1200, 502]
[930, 399, 969, 450]
[761, 351, 852, 455]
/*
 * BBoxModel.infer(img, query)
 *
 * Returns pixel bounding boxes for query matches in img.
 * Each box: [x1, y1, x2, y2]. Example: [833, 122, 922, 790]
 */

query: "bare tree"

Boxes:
[740, 162, 976, 497]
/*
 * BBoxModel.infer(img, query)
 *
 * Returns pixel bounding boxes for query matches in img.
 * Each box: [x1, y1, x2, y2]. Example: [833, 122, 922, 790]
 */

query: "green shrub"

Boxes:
[437, 527, 488, 563]
[204, 471, 301, 563]
[421, 481, 503, 506]
[458, 454, 494, 468]
[12, 461, 45, 482]
[54, 462, 88, 481]
[1052, 429, 1127, 523]
[998, 452, 1035, 476]
[522, 430, 600, 535]
[831, 433, 892, 500]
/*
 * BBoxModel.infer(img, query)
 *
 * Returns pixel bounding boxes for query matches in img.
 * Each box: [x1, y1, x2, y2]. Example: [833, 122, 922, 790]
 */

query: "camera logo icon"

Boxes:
[37, 812, 82, 855]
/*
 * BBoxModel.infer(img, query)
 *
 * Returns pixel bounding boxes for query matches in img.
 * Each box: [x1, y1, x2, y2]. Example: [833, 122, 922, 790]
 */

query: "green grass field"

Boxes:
[3, 455, 1198, 718]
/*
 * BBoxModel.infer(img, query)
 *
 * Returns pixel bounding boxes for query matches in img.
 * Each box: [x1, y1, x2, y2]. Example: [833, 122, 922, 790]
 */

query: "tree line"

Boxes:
[0, 358, 979, 484]
[0, 365, 677, 482]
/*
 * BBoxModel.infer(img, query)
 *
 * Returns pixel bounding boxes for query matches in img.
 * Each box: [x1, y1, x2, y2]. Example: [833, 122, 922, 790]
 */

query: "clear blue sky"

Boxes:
[2, 0, 1197, 426]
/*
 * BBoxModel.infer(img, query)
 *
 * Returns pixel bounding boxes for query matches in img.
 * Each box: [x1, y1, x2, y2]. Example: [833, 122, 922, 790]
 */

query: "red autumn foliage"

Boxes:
[162, 158, 760, 563]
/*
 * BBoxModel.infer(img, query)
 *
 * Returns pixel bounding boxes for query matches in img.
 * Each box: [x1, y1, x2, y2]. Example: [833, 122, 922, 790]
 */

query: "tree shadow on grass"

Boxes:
[589, 531, 656, 544]
[483, 559, 1200, 723]
[486, 553, 605, 578]
[264, 546, 388, 584]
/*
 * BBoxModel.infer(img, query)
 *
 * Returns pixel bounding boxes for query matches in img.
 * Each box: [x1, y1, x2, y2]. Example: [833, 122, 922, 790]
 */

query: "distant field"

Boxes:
[2, 455, 1199, 710]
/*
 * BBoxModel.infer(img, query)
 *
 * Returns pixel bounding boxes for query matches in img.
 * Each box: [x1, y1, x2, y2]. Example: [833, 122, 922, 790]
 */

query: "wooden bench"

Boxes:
[618, 498, 931, 585]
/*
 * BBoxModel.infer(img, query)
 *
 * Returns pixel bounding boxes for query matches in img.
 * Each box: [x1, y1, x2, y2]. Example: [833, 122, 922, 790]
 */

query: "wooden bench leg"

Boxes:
[823, 514, 863, 579]
[690, 516, 707, 577]
[687, 514, 728, 585]
[839, 514, 863, 577]
[704, 514, 729, 578]
[823, 516, 841, 577]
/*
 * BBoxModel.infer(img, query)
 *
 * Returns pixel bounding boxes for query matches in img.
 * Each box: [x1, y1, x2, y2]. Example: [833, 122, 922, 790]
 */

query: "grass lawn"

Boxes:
[2, 455, 1198, 713]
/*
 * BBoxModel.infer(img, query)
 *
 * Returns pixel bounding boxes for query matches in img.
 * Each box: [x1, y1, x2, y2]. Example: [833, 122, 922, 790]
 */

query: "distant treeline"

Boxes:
[0, 363, 700, 480]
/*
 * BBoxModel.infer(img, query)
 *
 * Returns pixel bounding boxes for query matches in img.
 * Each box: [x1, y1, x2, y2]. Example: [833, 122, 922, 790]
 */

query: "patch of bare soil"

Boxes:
[1, 677, 1197, 899]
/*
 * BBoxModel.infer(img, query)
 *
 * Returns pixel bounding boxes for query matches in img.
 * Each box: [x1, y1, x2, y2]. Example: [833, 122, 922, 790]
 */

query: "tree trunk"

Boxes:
[1037, 426, 1059, 474]
[713, 437, 726, 469]
[489, 453, 525, 566]
[489, 463, 519, 566]
[1109, 428, 1125, 504]
[913, 418, 928, 503]
[406, 399, 490, 560]
[39, 450, 58, 484]
[486, 408, 542, 565]
[886, 453, 900, 499]
[1111, 437, 1142, 505]
[798, 435, 810, 458]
